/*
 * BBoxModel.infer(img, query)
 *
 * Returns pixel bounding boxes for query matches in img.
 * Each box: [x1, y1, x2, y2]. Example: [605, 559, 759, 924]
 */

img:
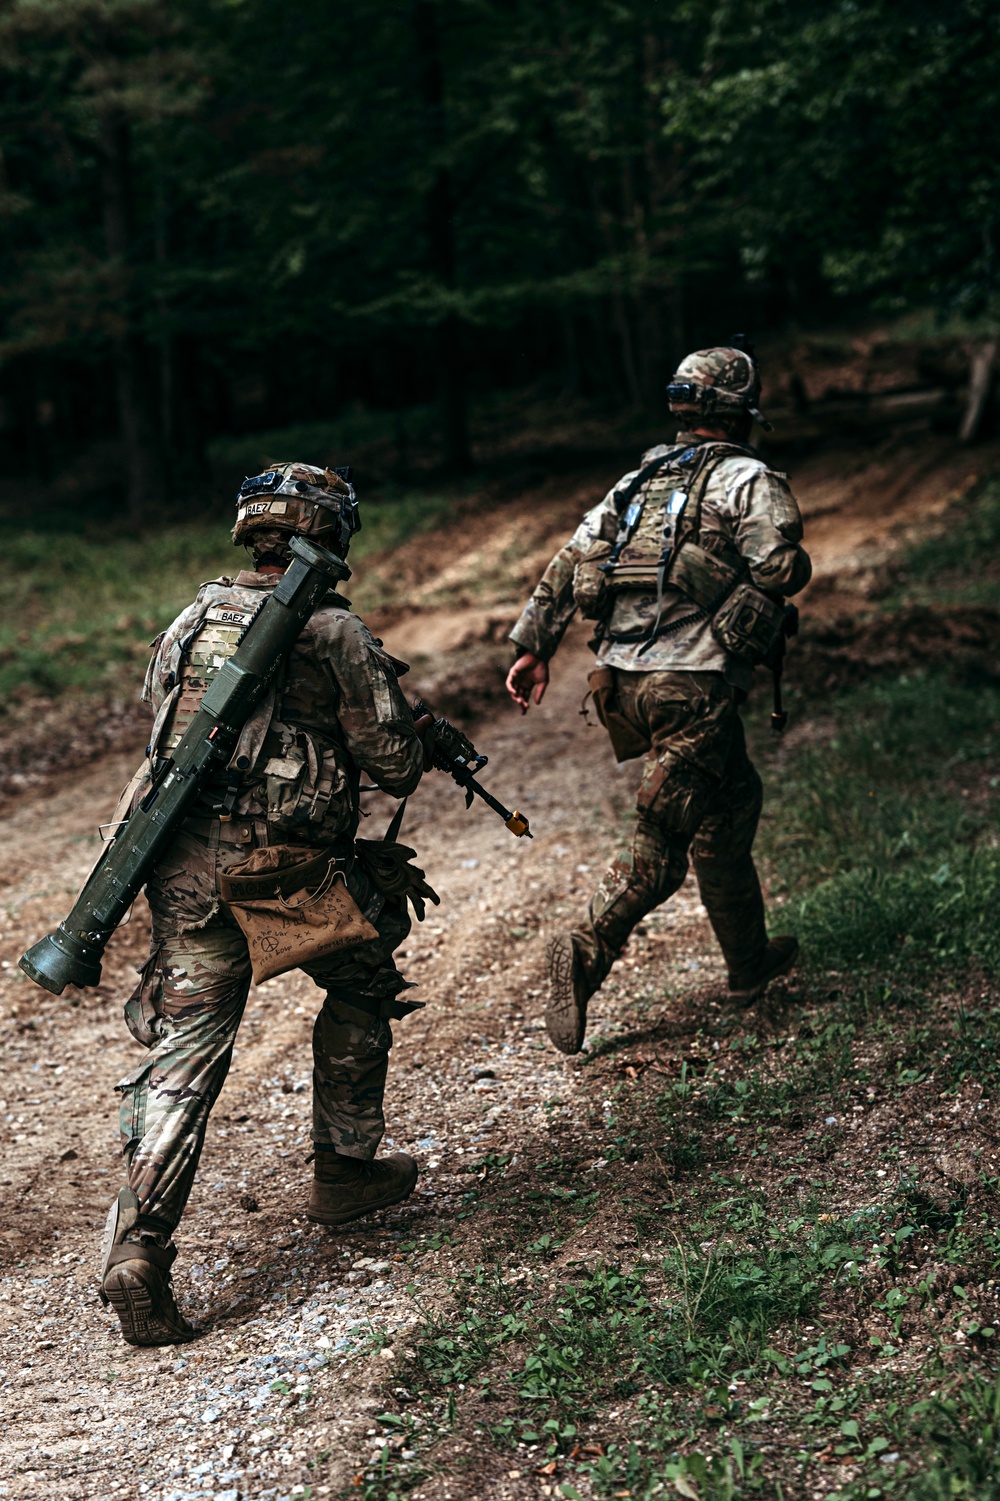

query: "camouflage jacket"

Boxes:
[140, 570, 423, 843]
[509, 432, 812, 690]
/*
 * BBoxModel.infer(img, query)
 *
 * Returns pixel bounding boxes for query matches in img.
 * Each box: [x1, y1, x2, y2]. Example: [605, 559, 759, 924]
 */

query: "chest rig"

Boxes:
[148, 583, 357, 833]
[575, 441, 751, 647]
[574, 439, 791, 668]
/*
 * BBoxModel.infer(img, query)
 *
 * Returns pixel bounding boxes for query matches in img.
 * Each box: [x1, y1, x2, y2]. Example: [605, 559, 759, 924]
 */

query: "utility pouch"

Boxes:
[262, 731, 348, 835]
[573, 540, 615, 620]
[219, 844, 377, 984]
[668, 542, 742, 610]
[710, 581, 787, 667]
[587, 666, 651, 762]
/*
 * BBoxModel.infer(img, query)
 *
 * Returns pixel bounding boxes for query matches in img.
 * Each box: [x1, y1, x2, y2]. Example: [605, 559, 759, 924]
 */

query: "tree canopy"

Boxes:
[1, 0, 997, 516]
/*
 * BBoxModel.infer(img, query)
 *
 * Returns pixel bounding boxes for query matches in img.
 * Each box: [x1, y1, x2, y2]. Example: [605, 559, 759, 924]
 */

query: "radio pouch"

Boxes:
[710, 582, 787, 667]
[573, 540, 615, 620]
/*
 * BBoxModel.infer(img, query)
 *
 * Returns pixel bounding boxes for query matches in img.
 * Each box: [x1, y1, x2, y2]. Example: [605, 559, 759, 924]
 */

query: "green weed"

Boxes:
[893, 474, 1000, 608]
[0, 489, 453, 704]
[752, 673, 1000, 976]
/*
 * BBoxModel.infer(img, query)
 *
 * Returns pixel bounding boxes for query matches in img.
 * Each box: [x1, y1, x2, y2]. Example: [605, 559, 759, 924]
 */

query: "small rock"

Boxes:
[202, 1406, 220, 1423]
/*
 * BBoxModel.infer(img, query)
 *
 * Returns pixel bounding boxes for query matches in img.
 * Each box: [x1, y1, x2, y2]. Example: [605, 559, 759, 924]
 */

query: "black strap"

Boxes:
[770, 603, 799, 735]
[384, 799, 407, 843]
[604, 445, 694, 569]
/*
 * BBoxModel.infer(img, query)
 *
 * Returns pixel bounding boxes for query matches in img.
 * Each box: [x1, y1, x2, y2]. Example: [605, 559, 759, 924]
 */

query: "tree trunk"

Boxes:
[413, 0, 472, 474]
[97, 108, 166, 522]
[960, 339, 997, 443]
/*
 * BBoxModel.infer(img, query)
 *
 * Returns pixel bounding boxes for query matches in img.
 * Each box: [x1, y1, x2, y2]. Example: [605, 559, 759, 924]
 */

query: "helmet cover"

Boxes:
[666, 346, 766, 425]
[233, 461, 360, 559]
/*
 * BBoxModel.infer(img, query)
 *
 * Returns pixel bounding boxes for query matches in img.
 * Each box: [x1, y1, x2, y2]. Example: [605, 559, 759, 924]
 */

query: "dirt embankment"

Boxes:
[3, 403, 998, 814]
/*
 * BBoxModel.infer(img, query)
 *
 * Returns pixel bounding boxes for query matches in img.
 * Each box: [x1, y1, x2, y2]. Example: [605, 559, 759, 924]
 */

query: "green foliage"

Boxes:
[894, 474, 1000, 607]
[4, 1, 998, 504]
[896, 1371, 1000, 1499]
[0, 487, 451, 703]
[753, 672, 1000, 973]
[666, 1, 1000, 319]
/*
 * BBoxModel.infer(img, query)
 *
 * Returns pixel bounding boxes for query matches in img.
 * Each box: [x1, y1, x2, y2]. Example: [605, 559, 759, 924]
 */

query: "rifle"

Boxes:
[19, 535, 351, 997]
[412, 698, 532, 838]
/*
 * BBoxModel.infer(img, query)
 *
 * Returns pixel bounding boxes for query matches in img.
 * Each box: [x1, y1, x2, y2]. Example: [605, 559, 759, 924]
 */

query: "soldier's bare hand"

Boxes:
[506, 653, 549, 714]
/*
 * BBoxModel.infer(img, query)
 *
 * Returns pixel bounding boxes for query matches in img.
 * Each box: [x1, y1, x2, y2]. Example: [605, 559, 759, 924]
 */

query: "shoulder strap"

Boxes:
[674, 440, 756, 553]
[636, 442, 753, 655]
[605, 444, 698, 569]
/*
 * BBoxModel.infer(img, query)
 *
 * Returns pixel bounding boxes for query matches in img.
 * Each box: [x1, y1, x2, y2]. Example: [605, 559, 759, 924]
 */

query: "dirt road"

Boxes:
[0, 616, 727, 1501]
[0, 429, 991, 1500]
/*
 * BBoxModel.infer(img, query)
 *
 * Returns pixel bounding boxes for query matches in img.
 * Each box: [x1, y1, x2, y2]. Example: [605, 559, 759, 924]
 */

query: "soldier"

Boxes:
[506, 346, 812, 1054]
[101, 463, 433, 1346]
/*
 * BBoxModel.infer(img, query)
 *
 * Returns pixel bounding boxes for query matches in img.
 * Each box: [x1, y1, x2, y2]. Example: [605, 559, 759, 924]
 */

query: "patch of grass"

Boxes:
[0, 488, 454, 705]
[892, 473, 1000, 608]
[352, 976, 1000, 1500]
[751, 672, 1000, 975]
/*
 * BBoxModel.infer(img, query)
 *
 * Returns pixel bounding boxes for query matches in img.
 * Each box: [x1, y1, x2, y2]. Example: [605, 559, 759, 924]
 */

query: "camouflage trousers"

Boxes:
[117, 820, 411, 1241]
[576, 669, 767, 987]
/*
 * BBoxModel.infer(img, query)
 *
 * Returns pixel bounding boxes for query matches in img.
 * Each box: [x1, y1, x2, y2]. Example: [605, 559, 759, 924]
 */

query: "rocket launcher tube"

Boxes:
[19, 535, 351, 997]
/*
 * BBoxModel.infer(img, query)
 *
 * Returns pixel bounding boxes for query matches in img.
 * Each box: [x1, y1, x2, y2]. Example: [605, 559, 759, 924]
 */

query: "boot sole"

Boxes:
[103, 1262, 197, 1348]
[545, 934, 586, 1055]
[728, 940, 799, 1007]
[306, 1179, 417, 1226]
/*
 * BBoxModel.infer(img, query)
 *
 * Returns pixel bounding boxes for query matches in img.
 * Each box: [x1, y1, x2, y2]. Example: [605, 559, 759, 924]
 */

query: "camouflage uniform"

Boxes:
[118, 569, 423, 1241]
[510, 427, 811, 994]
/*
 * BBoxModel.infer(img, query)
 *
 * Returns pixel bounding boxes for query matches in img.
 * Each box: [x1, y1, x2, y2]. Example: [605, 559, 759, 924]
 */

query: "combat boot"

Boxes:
[545, 931, 594, 1055]
[727, 934, 799, 1007]
[101, 1240, 197, 1347]
[307, 1150, 418, 1226]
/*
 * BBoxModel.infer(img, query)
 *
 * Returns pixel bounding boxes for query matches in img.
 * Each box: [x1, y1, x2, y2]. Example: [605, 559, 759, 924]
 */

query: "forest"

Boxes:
[1, 0, 998, 518]
[4, 4, 1000, 1501]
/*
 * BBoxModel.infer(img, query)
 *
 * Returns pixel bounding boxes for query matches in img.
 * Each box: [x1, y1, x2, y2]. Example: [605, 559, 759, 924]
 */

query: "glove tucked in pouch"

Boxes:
[354, 838, 440, 922]
[219, 845, 377, 984]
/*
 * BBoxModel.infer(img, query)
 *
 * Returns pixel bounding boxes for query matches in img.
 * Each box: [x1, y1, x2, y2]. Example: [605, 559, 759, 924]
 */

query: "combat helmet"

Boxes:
[666, 341, 770, 430]
[233, 461, 361, 562]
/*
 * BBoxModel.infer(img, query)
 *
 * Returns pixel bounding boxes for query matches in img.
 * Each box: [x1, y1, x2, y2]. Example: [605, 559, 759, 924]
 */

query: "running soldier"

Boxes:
[102, 463, 433, 1345]
[506, 346, 812, 1053]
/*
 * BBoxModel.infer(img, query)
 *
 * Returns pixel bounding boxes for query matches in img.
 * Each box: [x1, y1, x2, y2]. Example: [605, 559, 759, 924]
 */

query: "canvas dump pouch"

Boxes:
[586, 666, 651, 762]
[219, 844, 377, 984]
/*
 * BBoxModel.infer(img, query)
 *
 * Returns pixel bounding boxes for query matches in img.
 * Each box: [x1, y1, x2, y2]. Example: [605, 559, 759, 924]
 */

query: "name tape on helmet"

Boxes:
[237, 499, 288, 519]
